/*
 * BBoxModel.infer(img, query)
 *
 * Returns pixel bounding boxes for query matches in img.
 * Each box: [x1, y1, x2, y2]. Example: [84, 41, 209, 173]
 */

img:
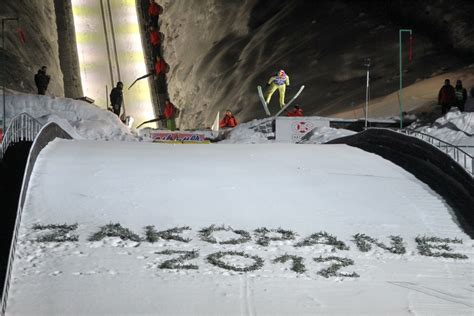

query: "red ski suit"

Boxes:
[287, 108, 303, 117]
[220, 115, 238, 128]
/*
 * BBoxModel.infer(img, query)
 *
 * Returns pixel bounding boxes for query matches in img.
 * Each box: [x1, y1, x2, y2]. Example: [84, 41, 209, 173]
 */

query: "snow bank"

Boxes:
[219, 118, 273, 144]
[411, 109, 474, 155]
[219, 117, 356, 144]
[2, 94, 139, 141]
[300, 126, 356, 144]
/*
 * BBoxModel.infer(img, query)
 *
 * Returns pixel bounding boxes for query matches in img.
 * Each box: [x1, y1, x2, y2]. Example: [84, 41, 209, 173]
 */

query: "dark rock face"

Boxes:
[160, 0, 474, 128]
[1, 1, 64, 96]
[362, 0, 474, 56]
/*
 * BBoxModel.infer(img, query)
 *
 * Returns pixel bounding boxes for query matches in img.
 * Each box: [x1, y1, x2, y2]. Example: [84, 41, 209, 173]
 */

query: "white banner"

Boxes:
[276, 117, 330, 142]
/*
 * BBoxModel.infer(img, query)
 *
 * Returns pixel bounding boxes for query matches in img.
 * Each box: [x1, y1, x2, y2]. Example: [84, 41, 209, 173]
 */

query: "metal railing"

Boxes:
[402, 129, 473, 176]
[1, 113, 43, 155]
[1, 122, 72, 314]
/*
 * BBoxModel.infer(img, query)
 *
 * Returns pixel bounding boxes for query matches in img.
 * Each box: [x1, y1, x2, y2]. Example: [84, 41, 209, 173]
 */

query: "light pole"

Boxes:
[2, 17, 19, 137]
[364, 58, 371, 129]
[399, 28, 412, 129]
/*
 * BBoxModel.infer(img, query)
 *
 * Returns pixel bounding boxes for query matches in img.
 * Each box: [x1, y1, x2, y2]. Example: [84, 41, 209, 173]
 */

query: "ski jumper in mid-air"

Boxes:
[265, 70, 290, 108]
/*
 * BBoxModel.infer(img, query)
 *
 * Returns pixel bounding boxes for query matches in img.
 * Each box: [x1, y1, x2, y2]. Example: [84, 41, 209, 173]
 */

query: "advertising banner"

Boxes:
[151, 131, 207, 143]
[276, 117, 330, 142]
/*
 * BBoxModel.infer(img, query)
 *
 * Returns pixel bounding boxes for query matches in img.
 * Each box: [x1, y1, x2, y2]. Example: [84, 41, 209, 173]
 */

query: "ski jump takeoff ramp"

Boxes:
[3, 139, 473, 315]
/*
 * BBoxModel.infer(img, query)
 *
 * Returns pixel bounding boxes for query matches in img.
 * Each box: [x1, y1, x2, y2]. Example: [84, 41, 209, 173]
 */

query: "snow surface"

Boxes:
[1, 94, 138, 141]
[412, 109, 474, 156]
[5, 139, 473, 315]
[219, 117, 356, 144]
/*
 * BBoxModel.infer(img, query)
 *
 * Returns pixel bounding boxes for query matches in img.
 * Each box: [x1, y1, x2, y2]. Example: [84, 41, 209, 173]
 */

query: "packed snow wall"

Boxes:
[159, 0, 474, 129]
[0, 1, 65, 96]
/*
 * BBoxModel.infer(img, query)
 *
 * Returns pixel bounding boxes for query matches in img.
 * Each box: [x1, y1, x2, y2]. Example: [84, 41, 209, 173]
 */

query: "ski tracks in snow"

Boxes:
[388, 281, 474, 308]
[240, 275, 256, 316]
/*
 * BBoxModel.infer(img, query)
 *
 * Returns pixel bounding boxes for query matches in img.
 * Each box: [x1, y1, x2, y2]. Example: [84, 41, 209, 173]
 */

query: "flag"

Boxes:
[211, 111, 220, 132]
[16, 27, 26, 44]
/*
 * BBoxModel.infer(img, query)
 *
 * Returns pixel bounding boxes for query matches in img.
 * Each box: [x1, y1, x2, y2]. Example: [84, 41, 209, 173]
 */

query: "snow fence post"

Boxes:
[471, 157, 473, 176]
[399, 28, 412, 129]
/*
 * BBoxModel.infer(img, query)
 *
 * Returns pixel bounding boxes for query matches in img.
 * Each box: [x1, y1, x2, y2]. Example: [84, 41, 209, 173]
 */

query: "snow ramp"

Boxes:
[4, 139, 474, 315]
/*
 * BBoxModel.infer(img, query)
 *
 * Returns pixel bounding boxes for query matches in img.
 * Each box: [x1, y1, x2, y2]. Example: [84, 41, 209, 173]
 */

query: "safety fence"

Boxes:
[1, 113, 43, 156]
[402, 129, 473, 176]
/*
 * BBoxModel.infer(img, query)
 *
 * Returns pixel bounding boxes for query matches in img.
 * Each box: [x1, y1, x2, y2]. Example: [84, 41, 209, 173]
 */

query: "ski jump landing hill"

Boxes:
[2, 127, 474, 314]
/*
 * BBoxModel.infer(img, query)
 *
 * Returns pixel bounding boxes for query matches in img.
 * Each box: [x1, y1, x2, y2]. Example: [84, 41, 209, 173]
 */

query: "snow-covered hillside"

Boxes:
[4, 140, 473, 315]
[2, 94, 138, 141]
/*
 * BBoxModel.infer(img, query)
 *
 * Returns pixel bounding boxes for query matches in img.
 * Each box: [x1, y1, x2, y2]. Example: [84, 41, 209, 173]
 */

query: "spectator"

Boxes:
[163, 99, 178, 130]
[438, 79, 456, 115]
[148, 0, 163, 28]
[464, 87, 474, 112]
[220, 110, 238, 128]
[110, 81, 124, 117]
[286, 105, 303, 117]
[128, 57, 169, 90]
[265, 69, 290, 108]
[454, 79, 467, 112]
[34, 66, 50, 95]
[149, 26, 161, 58]
[154, 56, 169, 76]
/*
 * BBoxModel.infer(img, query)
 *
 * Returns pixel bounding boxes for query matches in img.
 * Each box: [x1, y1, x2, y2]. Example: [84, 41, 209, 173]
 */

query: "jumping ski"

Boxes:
[274, 85, 305, 118]
[257, 85, 271, 116]
[128, 72, 153, 90]
[136, 116, 164, 128]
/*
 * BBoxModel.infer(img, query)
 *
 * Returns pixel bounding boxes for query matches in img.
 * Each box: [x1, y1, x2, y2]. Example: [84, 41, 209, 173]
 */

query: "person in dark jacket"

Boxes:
[220, 110, 238, 128]
[110, 81, 124, 117]
[286, 105, 303, 117]
[454, 79, 467, 112]
[438, 79, 456, 115]
[34, 66, 50, 95]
